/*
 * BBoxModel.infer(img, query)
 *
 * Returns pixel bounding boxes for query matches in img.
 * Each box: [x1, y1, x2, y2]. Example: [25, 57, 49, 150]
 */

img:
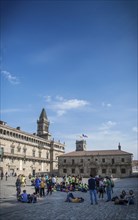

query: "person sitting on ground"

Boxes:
[65, 193, 84, 203]
[127, 190, 135, 205]
[114, 190, 128, 205]
[30, 192, 37, 203]
[20, 190, 29, 203]
[80, 183, 88, 192]
[56, 183, 61, 191]
[68, 184, 75, 191]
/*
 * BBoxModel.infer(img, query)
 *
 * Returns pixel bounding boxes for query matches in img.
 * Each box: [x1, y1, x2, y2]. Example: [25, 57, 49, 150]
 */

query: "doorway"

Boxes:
[90, 168, 96, 177]
[32, 169, 35, 177]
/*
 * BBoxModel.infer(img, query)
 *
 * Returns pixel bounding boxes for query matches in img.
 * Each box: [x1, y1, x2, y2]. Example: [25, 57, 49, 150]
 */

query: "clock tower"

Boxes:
[76, 140, 87, 151]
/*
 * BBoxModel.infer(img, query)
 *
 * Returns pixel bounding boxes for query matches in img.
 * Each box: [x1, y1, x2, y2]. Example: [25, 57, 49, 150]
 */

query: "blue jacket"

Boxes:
[88, 177, 96, 190]
[35, 178, 41, 188]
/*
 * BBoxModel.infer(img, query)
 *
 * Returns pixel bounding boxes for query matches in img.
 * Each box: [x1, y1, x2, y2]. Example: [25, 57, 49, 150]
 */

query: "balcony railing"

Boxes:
[3, 152, 50, 162]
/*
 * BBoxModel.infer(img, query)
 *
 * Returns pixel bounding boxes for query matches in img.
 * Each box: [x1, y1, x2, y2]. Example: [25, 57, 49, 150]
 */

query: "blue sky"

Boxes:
[0, 0, 137, 159]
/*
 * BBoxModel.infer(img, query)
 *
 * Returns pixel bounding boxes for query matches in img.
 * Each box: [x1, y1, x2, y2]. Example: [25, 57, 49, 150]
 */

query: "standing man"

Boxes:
[35, 176, 41, 195]
[88, 174, 98, 205]
[5, 172, 8, 181]
[16, 175, 21, 200]
[1, 171, 4, 180]
[105, 176, 112, 202]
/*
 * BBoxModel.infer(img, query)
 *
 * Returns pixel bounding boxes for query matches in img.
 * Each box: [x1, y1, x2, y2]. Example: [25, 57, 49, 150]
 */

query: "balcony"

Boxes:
[3, 152, 50, 162]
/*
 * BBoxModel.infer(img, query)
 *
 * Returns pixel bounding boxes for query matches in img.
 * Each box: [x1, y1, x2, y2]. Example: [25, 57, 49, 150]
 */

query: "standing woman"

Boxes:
[98, 178, 105, 199]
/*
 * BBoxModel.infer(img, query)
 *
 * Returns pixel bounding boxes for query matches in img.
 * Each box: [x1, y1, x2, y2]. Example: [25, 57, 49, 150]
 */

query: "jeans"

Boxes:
[106, 187, 112, 201]
[89, 189, 98, 204]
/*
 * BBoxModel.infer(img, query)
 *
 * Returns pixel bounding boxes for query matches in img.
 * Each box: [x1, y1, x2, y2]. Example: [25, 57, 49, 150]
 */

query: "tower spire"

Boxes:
[118, 142, 121, 150]
[37, 108, 51, 140]
[40, 108, 47, 120]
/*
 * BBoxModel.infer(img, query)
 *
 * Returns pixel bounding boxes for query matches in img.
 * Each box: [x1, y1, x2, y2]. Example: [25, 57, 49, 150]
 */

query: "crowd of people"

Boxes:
[14, 174, 135, 205]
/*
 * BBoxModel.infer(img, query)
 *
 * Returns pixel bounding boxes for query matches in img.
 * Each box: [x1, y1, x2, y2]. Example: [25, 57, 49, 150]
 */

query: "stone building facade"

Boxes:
[0, 108, 65, 176]
[58, 140, 133, 178]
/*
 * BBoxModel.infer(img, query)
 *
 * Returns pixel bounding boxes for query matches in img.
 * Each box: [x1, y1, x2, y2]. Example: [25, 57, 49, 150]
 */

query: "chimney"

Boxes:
[118, 143, 121, 150]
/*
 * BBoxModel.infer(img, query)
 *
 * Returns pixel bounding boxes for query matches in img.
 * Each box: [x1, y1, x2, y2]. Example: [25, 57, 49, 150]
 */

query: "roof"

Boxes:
[59, 149, 132, 157]
[39, 108, 47, 120]
[132, 160, 138, 165]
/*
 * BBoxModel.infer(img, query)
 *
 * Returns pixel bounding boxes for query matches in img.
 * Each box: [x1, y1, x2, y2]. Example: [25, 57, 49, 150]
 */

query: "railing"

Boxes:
[3, 152, 50, 162]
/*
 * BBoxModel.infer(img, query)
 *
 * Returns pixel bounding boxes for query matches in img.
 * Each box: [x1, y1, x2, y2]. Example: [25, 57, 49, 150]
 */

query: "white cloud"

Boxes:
[1, 70, 20, 85]
[99, 120, 117, 130]
[55, 96, 64, 101]
[57, 99, 89, 110]
[132, 127, 138, 133]
[102, 102, 112, 107]
[44, 95, 89, 116]
[57, 110, 66, 116]
[44, 95, 51, 102]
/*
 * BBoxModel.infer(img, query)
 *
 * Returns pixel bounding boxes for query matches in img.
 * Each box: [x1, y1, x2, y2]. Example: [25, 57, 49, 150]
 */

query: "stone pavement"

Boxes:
[0, 176, 138, 220]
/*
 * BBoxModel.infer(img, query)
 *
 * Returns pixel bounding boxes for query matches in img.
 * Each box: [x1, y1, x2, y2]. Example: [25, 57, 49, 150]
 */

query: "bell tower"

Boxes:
[76, 140, 87, 151]
[37, 108, 51, 140]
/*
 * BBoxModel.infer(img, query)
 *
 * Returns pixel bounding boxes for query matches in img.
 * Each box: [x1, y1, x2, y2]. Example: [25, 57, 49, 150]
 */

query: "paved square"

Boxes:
[0, 177, 138, 220]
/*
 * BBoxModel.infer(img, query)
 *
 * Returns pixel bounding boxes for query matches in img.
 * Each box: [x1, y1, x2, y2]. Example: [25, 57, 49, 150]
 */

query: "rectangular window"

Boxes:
[72, 159, 75, 165]
[63, 169, 67, 173]
[23, 148, 26, 155]
[112, 158, 115, 164]
[46, 152, 49, 159]
[112, 169, 116, 174]
[72, 168, 75, 174]
[80, 159, 83, 163]
[11, 148, 14, 154]
[88, 159, 90, 161]
[121, 168, 126, 174]
[32, 150, 35, 157]
[102, 158, 105, 163]
[17, 147, 21, 152]
[121, 158, 125, 162]
[102, 169, 106, 174]
[39, 151, 41, 158]
[64, 159, 66, 163]
[95, 158, 98, 161]
[80, 169, 84, 173]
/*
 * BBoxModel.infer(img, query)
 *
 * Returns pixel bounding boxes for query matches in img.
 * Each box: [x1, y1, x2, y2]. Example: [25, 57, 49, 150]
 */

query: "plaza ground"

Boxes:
[0, 176, 138, 220]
